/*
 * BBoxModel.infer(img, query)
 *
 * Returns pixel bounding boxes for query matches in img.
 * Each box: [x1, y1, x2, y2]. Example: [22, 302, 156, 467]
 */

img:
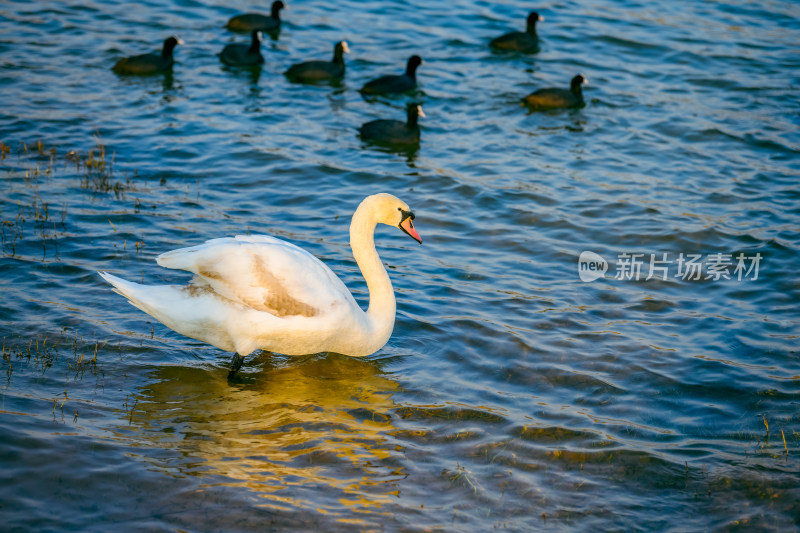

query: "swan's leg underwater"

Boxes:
[228, 353, 245, 377]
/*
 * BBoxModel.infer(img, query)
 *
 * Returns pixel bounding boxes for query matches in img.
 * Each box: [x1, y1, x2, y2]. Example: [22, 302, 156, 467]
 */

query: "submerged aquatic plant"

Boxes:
[0, 137, 146, 260]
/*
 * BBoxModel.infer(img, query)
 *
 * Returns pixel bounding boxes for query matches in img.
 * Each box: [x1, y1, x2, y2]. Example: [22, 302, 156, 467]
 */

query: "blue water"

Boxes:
[1, 0, 799, 530]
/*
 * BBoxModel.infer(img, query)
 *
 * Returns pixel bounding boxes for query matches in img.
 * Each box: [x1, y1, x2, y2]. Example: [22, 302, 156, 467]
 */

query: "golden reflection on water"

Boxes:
[126, 353, 403, 520]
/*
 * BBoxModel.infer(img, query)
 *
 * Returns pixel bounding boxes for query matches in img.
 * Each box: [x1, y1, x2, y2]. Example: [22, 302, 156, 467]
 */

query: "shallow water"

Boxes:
[1, 0, 799, 530]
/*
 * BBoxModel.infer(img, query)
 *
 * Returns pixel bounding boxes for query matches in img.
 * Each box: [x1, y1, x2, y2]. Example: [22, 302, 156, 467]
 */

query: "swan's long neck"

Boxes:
[350, 204, 396, 339]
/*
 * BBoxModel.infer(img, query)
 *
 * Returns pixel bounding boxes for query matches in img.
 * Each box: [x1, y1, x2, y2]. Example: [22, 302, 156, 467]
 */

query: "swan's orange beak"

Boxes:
[399, 211, 422, 244]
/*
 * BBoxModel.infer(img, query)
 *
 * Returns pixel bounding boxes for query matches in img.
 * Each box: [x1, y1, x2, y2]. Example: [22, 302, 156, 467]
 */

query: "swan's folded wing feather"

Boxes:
[156, 236, 356, 317]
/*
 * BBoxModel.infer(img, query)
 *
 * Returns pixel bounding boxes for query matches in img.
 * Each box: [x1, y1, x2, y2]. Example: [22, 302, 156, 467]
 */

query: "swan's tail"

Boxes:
[98, 271, 164, 318]
[97, 271, 238, 353]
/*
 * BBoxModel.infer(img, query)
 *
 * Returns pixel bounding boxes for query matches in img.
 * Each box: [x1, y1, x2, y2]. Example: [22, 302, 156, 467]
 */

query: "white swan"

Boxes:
[99, 193, 422, 373]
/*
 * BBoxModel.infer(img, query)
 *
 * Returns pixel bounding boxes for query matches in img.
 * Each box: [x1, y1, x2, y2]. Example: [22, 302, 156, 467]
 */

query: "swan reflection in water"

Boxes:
[123, 353, 403, 517]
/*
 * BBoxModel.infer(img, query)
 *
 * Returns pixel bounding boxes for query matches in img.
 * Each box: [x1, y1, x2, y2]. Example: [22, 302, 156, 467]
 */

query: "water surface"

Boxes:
[1, 0, 799, 530]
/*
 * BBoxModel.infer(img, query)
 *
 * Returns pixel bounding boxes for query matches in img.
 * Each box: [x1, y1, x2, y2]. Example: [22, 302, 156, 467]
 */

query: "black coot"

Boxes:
[360, 55, 423, 96]
[489, 12, 542, 53]
[226, 0, 285, 33]
[220, 30, 264, 66]
[112, 36, 182, 75]
[523, 74, 588, 110]
[359, 103, 425, 145]
[285, 41, 349, 84]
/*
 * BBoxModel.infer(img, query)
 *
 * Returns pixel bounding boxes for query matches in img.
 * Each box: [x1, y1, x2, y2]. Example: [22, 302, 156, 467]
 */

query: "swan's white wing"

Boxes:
[156, 235, 357, 318]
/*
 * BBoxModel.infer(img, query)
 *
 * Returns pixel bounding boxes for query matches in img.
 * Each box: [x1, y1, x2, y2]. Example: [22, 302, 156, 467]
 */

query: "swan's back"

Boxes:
[157, 235, 358, 318]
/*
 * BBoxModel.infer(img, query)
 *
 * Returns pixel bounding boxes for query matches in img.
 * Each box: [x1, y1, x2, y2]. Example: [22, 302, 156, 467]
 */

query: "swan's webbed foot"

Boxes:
[228, 352, 245, 378]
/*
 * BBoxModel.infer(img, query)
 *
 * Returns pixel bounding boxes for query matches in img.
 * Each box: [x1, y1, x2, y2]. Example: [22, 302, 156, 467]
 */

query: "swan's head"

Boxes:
[363, 193, 422, 244]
